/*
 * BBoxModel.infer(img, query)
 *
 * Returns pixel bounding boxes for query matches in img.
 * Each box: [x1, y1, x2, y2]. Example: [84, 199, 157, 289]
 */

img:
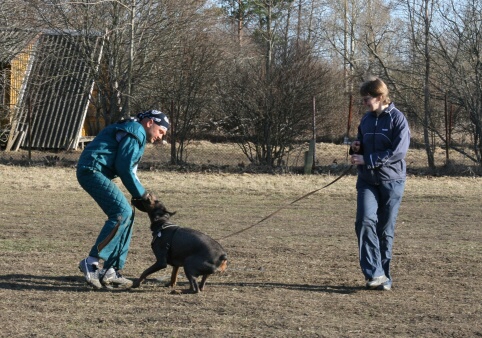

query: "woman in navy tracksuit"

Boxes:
[77, 110, 169, 290]
[350, 78, 410, 291]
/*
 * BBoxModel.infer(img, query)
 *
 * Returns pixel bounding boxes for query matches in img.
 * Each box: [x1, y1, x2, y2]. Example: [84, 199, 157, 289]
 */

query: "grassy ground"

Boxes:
[0, 162, 481, 337]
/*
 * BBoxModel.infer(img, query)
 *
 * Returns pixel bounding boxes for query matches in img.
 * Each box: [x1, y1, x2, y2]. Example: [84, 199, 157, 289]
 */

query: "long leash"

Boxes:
[217, 165, 354, 240]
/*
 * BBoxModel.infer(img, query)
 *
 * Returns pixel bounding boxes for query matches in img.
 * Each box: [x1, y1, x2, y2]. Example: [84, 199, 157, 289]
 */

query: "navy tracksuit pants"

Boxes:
[355, 178, 405, 284]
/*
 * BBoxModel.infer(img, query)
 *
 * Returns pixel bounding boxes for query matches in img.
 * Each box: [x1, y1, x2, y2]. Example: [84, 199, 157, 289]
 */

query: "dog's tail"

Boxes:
[217, 254, 228, 273]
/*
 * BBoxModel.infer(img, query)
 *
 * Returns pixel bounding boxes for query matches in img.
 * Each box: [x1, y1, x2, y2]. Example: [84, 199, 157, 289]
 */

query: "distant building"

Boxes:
[0, 28, 104, 150]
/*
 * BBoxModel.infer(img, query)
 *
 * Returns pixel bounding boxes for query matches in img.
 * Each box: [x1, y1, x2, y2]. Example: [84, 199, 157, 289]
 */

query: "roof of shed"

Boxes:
[11, 31, 103, 150]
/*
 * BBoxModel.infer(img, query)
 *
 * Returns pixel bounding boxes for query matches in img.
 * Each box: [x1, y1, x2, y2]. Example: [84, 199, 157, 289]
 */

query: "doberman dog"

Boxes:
[132, 200, 228, 293]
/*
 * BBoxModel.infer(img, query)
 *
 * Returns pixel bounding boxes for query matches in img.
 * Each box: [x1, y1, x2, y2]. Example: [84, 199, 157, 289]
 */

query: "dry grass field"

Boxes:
[0, 143, 481, 337]
[2, 140, 479, 176]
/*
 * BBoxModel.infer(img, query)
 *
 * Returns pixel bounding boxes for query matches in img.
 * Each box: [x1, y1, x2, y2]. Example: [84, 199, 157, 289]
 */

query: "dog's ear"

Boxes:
[148, 203, 174, 222]
[145, 199, 163, 213]
[158, 210, 176, 220]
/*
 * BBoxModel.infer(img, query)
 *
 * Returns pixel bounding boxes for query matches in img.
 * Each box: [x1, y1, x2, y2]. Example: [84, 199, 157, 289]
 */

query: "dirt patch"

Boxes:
[0, 165, 481, 337]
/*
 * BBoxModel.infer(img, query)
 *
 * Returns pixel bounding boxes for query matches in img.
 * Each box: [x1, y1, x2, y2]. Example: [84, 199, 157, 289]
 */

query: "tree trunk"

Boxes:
[423, 0, 435, 169]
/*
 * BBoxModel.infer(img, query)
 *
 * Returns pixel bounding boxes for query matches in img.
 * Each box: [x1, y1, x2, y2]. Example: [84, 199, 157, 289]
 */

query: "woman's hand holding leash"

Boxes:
[350, 141, 365, 165]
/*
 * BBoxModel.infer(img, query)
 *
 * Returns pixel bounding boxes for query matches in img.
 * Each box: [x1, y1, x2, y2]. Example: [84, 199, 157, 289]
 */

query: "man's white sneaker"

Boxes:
[101, 268, 133, 289]
[78, 259, 102, 289]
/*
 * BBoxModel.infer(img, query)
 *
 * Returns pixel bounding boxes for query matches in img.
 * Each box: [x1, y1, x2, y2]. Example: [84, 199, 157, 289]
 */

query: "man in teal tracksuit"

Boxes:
[77, 110, 169, 289]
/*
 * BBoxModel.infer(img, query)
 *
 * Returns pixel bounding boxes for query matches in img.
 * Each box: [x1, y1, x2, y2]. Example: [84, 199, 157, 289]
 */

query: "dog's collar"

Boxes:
[159, 223, 177, 230]
[151, 223, 178, 237]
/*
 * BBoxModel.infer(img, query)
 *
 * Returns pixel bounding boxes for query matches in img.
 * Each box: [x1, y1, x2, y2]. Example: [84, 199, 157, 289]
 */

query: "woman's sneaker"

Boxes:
[78, 259, 102, 289]
[377, 280, 392, 291]
[366, 275, 389, 289]
[101, 268, 133, 289]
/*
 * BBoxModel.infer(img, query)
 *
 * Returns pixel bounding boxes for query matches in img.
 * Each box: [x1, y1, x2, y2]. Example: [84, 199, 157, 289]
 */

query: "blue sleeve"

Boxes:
[368, 113, 410, 169]
[114, 133, 146, 198]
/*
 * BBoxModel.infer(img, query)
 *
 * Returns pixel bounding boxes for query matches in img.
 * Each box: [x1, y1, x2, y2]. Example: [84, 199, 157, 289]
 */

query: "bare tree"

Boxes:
[24, 0, 185, 125]
[217, 40, 336, 166]
[401, 0, 437, 169]
[147, 4, 224, 164]
[429, 0, 482, 164]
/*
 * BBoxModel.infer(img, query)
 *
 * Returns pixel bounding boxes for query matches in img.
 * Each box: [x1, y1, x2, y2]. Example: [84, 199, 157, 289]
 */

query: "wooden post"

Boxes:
[444, 93, 449, 163]
[304, 139, 315, 174]
[312, 96, 316, 171]
[345, 94, 354, 160]
[170, 99, 176, 165]
[28, 96, 32, 160]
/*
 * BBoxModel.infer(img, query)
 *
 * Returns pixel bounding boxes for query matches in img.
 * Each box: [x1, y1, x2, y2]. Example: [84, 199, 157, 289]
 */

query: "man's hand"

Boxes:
[131, 192, 157, 212]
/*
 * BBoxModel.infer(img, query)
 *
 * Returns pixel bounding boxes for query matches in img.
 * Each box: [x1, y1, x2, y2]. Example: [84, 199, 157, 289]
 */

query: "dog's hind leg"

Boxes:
[183, 267, 200, 293]
[199, 275, 209, 291]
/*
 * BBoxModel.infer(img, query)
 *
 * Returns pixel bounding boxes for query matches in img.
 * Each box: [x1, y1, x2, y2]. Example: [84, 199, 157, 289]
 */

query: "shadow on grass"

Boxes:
[0, 274, 363, 294]
[129, 278, 364, 295]
[207, 281, 362, 294]
[0, 274, 111, 292]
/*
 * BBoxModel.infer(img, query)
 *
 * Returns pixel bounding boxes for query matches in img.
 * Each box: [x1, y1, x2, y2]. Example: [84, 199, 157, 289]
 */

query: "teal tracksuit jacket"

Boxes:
[76, 120, 148, 270]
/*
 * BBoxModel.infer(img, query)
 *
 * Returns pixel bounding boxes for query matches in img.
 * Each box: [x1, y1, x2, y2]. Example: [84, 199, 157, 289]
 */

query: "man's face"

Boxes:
[145, 119, 167, 143]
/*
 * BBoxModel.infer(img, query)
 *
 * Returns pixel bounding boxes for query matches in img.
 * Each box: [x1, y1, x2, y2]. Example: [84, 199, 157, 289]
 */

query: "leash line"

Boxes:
[217, 165, 354, 240]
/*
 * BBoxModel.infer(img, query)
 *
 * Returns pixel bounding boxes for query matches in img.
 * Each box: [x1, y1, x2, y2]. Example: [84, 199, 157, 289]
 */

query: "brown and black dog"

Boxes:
[132, 200, 227, 293]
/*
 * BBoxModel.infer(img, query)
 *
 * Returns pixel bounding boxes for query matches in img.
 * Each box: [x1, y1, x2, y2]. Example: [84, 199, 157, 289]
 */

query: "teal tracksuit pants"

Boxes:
[77, 167, 135, 270]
